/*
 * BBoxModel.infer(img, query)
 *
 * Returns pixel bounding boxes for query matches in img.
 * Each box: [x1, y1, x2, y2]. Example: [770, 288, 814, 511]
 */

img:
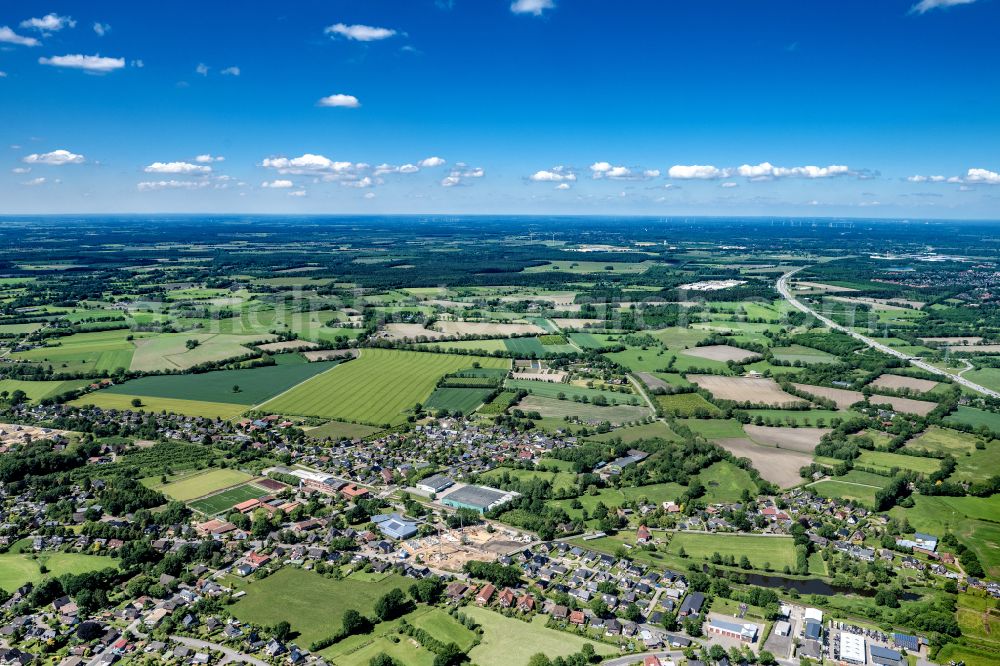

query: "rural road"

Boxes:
[171, 635, 270, 666]
[776, 268, 1000, 399]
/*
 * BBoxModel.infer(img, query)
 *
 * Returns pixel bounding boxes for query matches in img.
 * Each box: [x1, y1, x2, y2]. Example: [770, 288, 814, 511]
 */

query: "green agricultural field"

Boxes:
[464, 606, 615, 666]
[548, 483, 686, 521]
[655, 392, 721, 416]
[650, 327, 711, 348]
[260, 349, 509, 426]
[905, 426, 978, 455]
[423, 387, 494, 413]
[0, 322, 43, 335]
[524, 260, 654, 274]
[516, 395, 649, 425]
[503, 336, 576, 355]
[678, 418, 746, 439]
[587, 420, 680, 443]
[304, 420, 382, 441]
[0, 551, 116, 590]
[129, 332, 265, 372]
[696, 461, 757, 503]
[856, 450, 941, 475]
[809, 479, 879, 506]
[480, 467, 578, 492]
[770, 344, 838, 364]
[11, 328, 139, 373]
[946, 406, 1000, 433]
[69, 391, 248, 419]
[188, 483, 268, 515]
[0, 378, 92, 402]
[964, 368, 1000, 394]
[411, 608, 480, 651]
[504, 379, 636, 404]
[605, 346, 686, 373]
[229, 568, 411, 648]
[666, 533, 797, 570]
[143, 468, 254, 502]
[103, 359, 339, 405]
[416, 338, 509, 353]
[568, 332, 605, 349]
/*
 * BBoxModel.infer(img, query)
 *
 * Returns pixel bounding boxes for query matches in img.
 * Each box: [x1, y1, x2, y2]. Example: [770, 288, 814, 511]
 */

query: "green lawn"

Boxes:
[480, 467, 578, 492]
[229, 568, 411, 648]
[856, 450, 941, 475]
[743, 408, 848, 426]
[260, 349, 509, 426]
[464, 606, 615, 666]
[548, 482, 686, 520]
[103, 360, 339, 405]
[0, 378, 93, 402]
[517, 395, 649, 425]
[678, 418, 746, 439]
[504, 379, 637, 404]
[696, 460, 757, 503]
[808, 479, 879, 506]
[587, 420, 680, 443]
[412, 608, 479, 651]
[666, 533, 797, 570]
[770, 344, 838, 364]
[0, 551, 116, 590]
[143, 468, 254, 501]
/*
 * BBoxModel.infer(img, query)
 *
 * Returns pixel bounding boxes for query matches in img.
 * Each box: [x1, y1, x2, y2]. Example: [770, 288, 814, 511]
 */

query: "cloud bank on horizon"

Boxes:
[1, 0, 997, 218]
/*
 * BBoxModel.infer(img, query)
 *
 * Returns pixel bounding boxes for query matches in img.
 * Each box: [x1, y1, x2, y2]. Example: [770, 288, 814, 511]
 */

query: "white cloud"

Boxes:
[911, 0, 977, 14]
[668, 164, 731, 180]
[93, 22, 110, 36]
[196, 63, 209, 76]
[261, 154, 354, 176]
[363, 191, 376, 199]
[555, 183, 571, 190]
[23, 177, 46, 186]
[262, 179, 294, 189]
[288, 190, 307, 197]
[345, 176, 376, 189]
[317, 93, 360, 108]
[144, 161, 212, 174]
[137, 180, 211, 191]
[721, 181, 738, 188]
[23, 149, 85, 165]
[0, 71, 6, 78]
[12, 167, 29, 174]
[529, 167, 576, 182]
[441, 165, 485, 187]
[374, 163, 420, 175]
[418, 156, 446, 167]
[643, 169, 661, 178]
[965, 168, 1000, 184]
[511, 0, 555, 16]
[736, 162, 850, 179]
[195, 154, 224, 163]
[0, 26, 39, 46]
[907, 167, 1000, 185]
[221, 66, 240, 76]
[325, 23, 397, 41]
[21, 14, 75, 33]
[39, 54, 125, 73]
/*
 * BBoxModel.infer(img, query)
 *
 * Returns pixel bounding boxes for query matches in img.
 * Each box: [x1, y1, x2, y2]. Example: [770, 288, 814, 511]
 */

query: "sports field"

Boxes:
[143, 468, 254, 502]
[188, 483, 268, 515]
[260, 349, 509, 425]
[69, 391, 247, 419]
[423, 387, 493, 413]
[464, 606, 615, 666]
[665, 533, 796, 570]
[0, 551, 116, 590]
[229, 567, 411, 647]
[103, 359, 338, 405]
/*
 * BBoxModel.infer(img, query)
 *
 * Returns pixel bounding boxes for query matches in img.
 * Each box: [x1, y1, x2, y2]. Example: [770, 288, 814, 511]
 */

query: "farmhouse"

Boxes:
[707, 618, 758, 643]
[678, 591, 705, 617]
[440, 484, 517, 514]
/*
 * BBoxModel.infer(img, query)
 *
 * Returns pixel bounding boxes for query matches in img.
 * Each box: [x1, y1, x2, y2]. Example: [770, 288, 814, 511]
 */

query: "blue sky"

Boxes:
[1, 0, 999, 217]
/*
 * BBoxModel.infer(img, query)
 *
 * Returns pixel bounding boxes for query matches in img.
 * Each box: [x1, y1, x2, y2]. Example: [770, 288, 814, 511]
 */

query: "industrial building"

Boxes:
[372, 513, 419, 540]
[439, 484, 517, 513]
[839, 633, 867, 665]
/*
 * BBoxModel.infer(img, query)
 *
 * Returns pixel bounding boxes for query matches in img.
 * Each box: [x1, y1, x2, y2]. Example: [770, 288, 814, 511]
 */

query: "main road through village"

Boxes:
[776, 268, 1000, 399]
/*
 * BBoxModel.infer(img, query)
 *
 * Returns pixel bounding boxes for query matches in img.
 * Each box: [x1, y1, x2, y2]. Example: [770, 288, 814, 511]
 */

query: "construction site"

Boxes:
[400, 524, 532, 572]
